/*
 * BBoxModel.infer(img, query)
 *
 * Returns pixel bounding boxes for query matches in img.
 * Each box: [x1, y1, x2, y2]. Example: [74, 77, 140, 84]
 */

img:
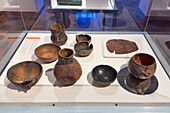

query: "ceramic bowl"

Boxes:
[92, 65, 117, 86]
[76, 34, 91, 44]
[7, 61, 42, 89]
[74, 42, 93, 57]
[35, 43, 61, 62]
[128, 53, 156, 79]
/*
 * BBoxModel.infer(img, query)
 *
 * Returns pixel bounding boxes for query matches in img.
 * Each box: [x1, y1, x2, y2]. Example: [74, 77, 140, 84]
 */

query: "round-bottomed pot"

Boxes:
[128, 53, 156, 79]
[54, 48, 82, 86]
[50, 24, 67, 46]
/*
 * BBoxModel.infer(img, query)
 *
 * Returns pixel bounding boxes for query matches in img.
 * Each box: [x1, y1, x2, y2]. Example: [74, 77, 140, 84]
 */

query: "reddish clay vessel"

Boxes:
[54, 48, 82, 86]
[128, 53, 156, 79]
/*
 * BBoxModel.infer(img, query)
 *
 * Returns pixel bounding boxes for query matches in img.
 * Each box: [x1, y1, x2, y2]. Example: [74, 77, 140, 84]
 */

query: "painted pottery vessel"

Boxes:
[128, 53, 156, 79]
[54, 48, 82, 86]
[7, 61, 42, 89]
[50, 24, 67, 46]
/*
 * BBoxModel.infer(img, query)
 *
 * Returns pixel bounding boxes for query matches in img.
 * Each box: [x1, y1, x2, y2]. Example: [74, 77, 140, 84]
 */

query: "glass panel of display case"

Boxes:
[148, 33, 170, 76]
[0, 0, 170, 110]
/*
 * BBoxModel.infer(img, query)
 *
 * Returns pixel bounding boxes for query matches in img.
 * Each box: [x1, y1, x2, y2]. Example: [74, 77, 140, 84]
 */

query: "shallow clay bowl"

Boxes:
[74, 42, 93, 57]
[76, 34, 91, 44]
[35, 43, 61, 62]
[7, 61, 42, 89]
[92, 65, 117, 86]
[128, 53, 156, 79]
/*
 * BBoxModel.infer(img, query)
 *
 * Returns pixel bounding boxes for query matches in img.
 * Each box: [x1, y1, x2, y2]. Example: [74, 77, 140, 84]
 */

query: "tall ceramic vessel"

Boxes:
[50, 24, 67, 46]
[54, 48, 82, 86]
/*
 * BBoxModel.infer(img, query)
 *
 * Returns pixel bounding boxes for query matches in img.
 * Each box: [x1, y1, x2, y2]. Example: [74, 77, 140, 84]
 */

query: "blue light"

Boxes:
[76, 12, 97, 28]
[76, 12, 96, 18]
[137, 9, 143, 19]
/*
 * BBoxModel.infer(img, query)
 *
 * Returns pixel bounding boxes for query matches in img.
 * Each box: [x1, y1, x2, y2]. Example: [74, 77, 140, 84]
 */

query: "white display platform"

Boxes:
[51, 0, 114, 10]
[0, 33, 170, 106]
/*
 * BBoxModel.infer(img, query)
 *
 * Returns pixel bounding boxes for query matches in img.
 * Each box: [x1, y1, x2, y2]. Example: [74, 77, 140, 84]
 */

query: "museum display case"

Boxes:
[0, 31, 169, 106]
[0, 0, 170, 112]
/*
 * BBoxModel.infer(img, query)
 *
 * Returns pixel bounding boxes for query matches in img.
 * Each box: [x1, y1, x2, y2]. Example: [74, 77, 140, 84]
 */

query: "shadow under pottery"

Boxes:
[45, 68, 63, 87]
[87, 71, 113, 88]
[117, 67, 158, 95]
[45, 68, 75, 87]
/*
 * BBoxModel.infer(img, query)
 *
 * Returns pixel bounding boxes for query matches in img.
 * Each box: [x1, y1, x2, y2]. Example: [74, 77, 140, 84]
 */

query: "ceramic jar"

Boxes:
[54, 48, 82, 86]
[50, 24, 67, 46]
[128, 53, 156, 79]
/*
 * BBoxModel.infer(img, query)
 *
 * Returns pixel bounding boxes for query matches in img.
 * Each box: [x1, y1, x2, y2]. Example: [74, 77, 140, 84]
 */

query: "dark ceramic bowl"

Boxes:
[35, 43, 61, 62]
[76, 34, 91, 44]
[128, 53, 156, 79]
[7, 61, 43, 89]
[92, 65, 117, 86]
[74, 42, 93, 57]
